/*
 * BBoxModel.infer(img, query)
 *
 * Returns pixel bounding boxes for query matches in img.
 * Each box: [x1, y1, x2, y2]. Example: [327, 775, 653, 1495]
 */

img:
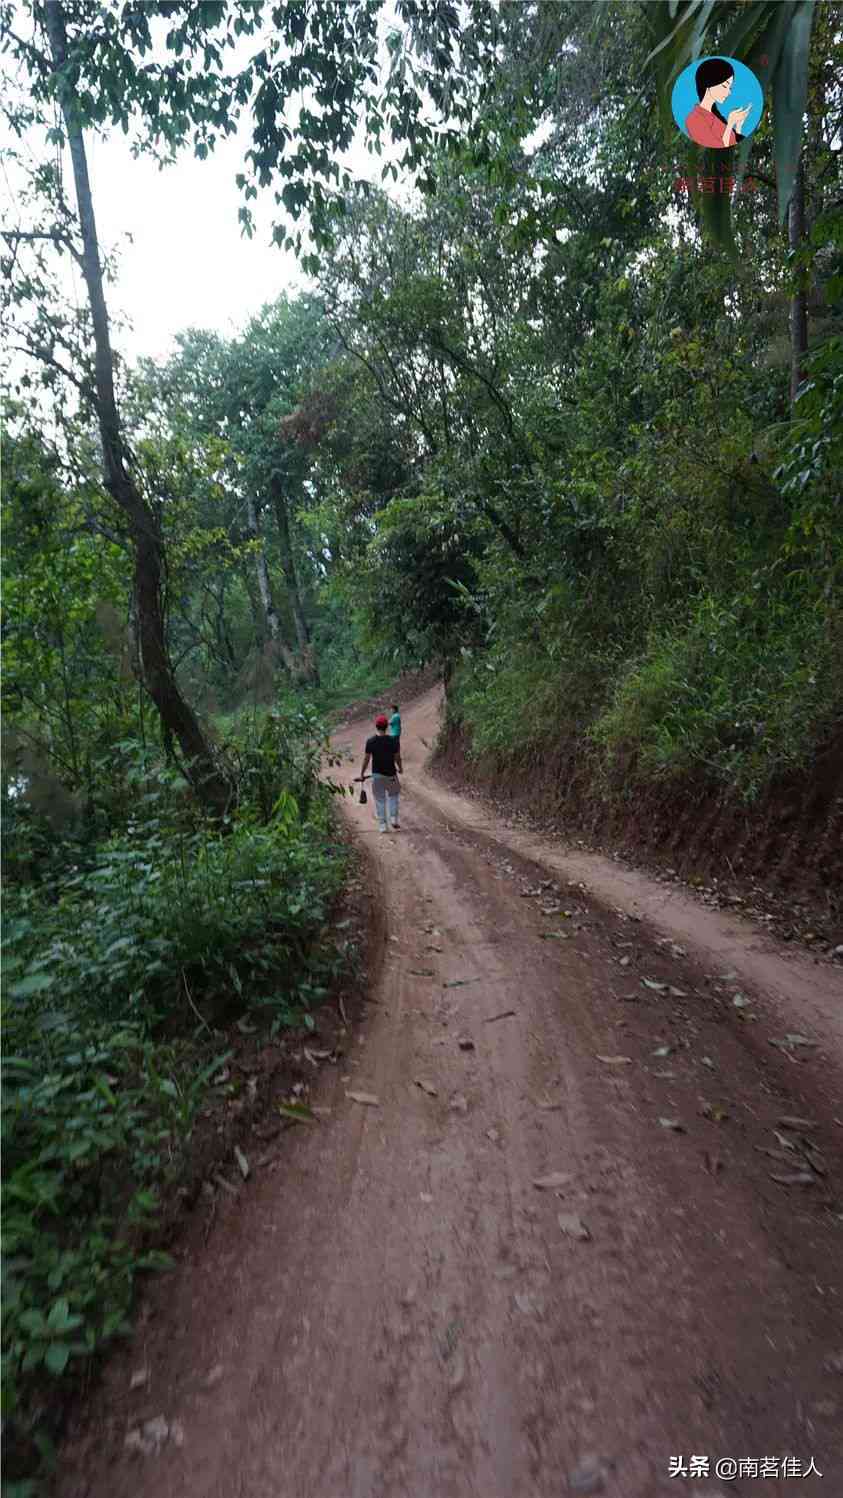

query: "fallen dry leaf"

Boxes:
[277, 1102, 318, 1124]
[558, 1211, 590, 1241]
[514, 1292, 539, 1315]
[533, 1172, 573, 1190]
[658, 1117, 685, 1132]
[415, 1079, 438, 1097]
[778, 1115, 817, 1130]
[769, 1033, 818, 1052]
[346, 1091, 380, 1107]
[642, 979, 668, 993]
[234, 1146, 250, 1180]
[596, 1054, 633, 1067]
[213, 1174, 238, 1195]
[769, 1170, 815, 1186]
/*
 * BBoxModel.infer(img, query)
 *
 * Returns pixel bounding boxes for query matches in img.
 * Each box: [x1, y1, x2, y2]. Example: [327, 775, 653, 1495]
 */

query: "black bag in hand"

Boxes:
[359, 788, 367, 804]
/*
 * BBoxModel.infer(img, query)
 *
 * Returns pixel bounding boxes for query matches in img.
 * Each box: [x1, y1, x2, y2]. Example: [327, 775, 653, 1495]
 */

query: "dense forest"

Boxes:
[2, 2, 841, 1489]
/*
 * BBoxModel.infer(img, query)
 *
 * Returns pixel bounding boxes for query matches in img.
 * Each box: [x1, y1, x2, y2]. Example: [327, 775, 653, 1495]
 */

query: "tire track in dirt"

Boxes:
[58, 688, 843, 1498]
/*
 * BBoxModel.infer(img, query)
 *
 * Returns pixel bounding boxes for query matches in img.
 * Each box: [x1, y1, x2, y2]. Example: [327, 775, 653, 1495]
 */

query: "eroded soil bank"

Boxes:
[435, 705, 843, 950]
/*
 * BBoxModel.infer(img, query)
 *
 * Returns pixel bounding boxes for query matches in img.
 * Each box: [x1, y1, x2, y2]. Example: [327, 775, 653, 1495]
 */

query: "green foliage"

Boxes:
[1, 422, 132, 795]
[346, 490, 485, 669]
[444, 221, 841, 800]
[2, 1008, 208, 1419]
[2, 3, 840, 1480]
[2, 712, 347, 1480]
[591, 574, 840, 795]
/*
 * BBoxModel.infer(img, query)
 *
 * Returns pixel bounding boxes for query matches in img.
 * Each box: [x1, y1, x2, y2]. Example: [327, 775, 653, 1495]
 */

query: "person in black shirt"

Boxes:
[360, 714, 403, 832]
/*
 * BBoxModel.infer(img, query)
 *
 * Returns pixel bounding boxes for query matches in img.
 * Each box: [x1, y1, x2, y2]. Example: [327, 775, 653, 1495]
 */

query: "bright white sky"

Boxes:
[1, 7, 406, 370]
[83, 121, 312, 362]
[61, 113, 392, 365]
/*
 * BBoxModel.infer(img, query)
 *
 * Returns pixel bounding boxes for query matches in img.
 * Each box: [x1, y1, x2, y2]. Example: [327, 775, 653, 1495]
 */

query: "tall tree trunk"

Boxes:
[241, 563, 268, 649]
[789, 155, 808, 408]
[246, 495, 281, 642]
[245, 495, 298, 677]
[42, 1, 232, 815]
[271, 479, 319, 684]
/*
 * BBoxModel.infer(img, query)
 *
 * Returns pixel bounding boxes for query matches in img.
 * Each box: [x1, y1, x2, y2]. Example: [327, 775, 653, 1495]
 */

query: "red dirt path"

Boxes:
[59, 686, 843, 1498]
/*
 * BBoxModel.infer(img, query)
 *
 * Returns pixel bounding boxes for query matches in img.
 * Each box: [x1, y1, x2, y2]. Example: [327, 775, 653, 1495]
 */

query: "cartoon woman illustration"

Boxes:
[685, 58, 752, 148]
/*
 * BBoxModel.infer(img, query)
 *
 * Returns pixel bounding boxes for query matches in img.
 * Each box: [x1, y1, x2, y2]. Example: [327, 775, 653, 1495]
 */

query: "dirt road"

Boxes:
[62, 687, 843, 1498]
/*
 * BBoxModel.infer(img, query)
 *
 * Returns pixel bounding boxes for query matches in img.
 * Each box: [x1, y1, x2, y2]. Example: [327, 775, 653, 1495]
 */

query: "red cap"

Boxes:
[375, 714, 388, 729]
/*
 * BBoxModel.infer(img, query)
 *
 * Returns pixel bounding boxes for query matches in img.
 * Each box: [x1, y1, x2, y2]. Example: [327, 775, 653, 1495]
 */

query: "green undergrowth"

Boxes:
[446, 339, 843, 805]
[1, 705, 350, 1494]
[451, 557, 842, 804]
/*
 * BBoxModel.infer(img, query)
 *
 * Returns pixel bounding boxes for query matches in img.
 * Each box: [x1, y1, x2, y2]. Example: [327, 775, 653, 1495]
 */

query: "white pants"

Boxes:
[371, 774, 399, 826]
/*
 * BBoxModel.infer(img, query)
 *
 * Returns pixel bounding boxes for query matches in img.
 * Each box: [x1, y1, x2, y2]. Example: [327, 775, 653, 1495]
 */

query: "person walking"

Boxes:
[388, 702, 401, 750]
[360, 714, 403, 832]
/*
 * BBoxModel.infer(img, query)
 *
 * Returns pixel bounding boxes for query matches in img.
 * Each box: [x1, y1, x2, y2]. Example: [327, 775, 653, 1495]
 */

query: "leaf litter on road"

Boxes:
[558, 1212, 590, 1241]
[700, 1103, 729, 1123]
[278, 1102, 319, 1124]
[533, 1172, 573, 1190]
[415, 1079, 438, 1097]
[346, 1091, 380, 1107]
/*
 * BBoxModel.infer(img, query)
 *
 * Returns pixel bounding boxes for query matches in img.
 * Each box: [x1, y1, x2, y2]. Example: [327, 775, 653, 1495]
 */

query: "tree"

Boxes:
[145, 298, 335, 685]
[0, 3, 235, 812]
[0, 0, 517, 773]
[2, 419, 131, 800]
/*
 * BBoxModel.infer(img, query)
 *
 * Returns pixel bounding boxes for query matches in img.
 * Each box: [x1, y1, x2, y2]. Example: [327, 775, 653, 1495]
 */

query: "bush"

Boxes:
[2, 1008, 221, 1432]
[592, 574, 842, 797]
[1, 715, 350, 1485]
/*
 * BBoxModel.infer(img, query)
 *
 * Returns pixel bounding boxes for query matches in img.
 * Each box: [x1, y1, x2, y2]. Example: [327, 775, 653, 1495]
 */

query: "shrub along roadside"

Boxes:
[2, 723, 350, 1495]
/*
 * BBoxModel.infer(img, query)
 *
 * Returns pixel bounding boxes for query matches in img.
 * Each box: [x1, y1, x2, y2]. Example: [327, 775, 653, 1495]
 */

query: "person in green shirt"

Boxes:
[388, 703, 401, 749]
